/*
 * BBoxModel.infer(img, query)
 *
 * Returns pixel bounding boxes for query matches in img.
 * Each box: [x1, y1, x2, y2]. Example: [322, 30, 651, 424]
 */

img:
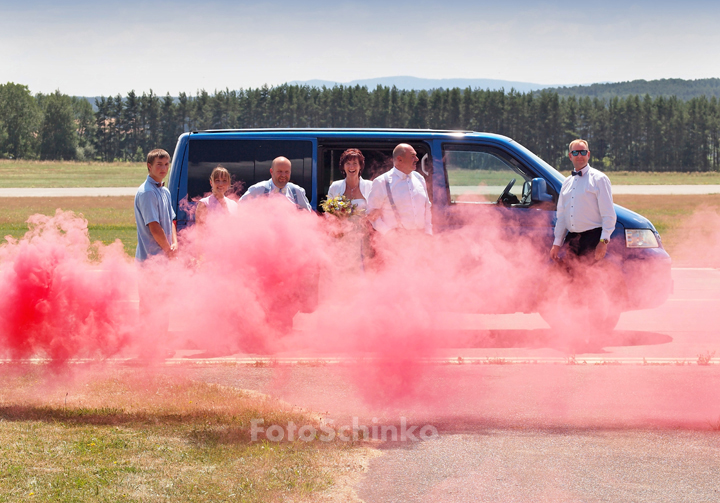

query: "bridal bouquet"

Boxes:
[321, 195, 363, 218]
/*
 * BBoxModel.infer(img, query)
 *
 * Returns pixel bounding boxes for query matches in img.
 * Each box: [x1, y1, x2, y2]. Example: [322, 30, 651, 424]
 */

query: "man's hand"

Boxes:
[148, 221, 176, 259]
[550, 245, 561, 261]
[595, 241, 608, 261]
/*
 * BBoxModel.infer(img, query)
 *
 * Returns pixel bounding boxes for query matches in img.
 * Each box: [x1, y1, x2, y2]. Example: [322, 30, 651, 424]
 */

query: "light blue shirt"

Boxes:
[240, 179, 312, 211]
[135, 176, 176, 261]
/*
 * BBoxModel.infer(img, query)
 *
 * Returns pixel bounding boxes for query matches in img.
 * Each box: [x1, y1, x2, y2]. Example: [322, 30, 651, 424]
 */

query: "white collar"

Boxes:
[391, 166, 412, 180]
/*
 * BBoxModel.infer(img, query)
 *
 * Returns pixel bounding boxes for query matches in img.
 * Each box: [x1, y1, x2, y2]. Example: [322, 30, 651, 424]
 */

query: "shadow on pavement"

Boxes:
[441, 329, 672, 352]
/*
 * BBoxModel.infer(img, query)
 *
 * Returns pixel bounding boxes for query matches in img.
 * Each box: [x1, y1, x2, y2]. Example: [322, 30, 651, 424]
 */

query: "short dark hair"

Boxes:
[339, 148, 365, 175]
[147, 148, 170, 165]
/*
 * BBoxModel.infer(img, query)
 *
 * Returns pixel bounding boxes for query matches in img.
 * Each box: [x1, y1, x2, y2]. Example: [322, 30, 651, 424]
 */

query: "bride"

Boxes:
[323, 149, 374, 285]
[327, 148, 372, 207]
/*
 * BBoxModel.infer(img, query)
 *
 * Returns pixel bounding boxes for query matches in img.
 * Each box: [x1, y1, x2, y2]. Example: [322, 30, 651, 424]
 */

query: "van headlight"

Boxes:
[625, 229, 659, 248]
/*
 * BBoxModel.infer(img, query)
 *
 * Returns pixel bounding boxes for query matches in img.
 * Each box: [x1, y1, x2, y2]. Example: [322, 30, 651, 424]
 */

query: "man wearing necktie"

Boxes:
[240, 156, 312, 211]
[550, 139, 616, 263]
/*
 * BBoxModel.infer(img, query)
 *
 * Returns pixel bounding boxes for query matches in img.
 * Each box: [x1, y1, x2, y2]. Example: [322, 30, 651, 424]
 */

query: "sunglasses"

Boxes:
[570, 150, 589, 156]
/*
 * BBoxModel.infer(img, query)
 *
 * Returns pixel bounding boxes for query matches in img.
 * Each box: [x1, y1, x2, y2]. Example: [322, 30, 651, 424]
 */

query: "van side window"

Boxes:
[187, 139, 313, 201]
[443, 144, 531, 204]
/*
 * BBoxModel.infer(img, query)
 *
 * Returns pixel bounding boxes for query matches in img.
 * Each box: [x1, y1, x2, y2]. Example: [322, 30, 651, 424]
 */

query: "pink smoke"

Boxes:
[0, 194, 716, 429]
[0, 210, 135, 363]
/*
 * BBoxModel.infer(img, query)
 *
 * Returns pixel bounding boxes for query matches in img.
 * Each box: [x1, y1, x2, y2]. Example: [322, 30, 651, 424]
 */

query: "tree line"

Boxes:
[1, 81, 719, 172]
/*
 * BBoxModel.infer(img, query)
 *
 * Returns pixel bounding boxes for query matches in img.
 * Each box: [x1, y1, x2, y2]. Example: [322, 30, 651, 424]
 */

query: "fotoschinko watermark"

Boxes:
[251, 417, 439, 443]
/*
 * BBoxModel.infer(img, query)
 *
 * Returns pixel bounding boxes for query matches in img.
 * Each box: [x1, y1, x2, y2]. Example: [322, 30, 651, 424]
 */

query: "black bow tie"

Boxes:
[154, 181, 165, 187]
[571, 170, 583, 177]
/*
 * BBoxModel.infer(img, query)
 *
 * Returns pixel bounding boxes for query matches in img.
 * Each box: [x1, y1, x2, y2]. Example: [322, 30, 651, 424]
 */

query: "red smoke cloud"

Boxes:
[1, 197, 717, 429]
[0, 210, 135, 363]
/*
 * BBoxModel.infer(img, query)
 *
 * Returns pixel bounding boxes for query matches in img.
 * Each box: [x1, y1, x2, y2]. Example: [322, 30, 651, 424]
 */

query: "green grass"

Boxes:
[1, 192, 717, 262]
[0, 368, 363, 503]
[447, 169, 515, 187]
[566, 170, 720, 185]
[613, 194, 720, 255]
[0, 160, 147, 188]
[0, 197, 137, 256]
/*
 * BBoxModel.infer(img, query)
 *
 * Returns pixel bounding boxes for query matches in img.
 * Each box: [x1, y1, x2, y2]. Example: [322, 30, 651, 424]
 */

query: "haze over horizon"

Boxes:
[1, 0, 719, 96]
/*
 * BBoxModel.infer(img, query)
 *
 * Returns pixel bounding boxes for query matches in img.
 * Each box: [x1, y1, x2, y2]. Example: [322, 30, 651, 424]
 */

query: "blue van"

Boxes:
[167, 129, 672, 330]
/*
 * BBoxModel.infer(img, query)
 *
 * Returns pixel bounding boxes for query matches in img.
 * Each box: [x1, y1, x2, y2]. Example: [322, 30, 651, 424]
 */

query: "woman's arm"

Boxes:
[195, 201, 207, 226]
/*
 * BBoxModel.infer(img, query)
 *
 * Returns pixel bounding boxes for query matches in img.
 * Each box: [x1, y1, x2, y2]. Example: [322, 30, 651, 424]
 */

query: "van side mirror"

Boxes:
[531, 178, 554, 203]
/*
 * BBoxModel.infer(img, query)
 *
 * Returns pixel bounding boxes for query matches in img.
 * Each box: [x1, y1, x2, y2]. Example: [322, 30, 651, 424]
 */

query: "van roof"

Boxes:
[188, 128, 513, 142]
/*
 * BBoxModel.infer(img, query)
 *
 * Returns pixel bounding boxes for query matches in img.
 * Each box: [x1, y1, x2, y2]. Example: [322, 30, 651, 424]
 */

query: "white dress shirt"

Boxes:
[553, 164, 617, 246]
[367, 167, 432, 235]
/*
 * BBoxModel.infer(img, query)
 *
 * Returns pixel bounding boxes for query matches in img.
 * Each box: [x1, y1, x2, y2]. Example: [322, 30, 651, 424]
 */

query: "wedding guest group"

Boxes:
[550, 139, 616, 263]
[195, 165, 238, 225]
[240, 156, 312, 210]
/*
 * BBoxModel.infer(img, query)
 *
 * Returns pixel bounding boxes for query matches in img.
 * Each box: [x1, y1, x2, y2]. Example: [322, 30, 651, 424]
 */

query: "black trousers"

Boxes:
[565, 227, 602, 257]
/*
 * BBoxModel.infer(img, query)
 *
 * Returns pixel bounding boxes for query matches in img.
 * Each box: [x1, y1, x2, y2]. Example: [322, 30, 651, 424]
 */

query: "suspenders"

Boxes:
[384, 178, 405, 230]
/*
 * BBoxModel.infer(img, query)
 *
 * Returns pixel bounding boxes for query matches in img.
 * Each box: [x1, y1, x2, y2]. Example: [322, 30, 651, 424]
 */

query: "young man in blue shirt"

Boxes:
[135, 149, 177, 261]
[134, 148, 177, 360]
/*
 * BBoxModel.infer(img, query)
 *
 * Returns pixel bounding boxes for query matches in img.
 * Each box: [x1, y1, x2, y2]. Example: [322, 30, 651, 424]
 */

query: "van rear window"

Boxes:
[187, 139, 313, 200]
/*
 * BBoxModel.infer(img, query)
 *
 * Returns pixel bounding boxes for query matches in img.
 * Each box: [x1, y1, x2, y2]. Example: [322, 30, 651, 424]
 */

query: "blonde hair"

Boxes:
[569, 139, 589, 151]
[210, 165, 231, 183]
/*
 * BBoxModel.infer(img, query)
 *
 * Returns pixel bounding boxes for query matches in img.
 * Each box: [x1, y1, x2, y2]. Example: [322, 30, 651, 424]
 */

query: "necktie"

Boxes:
[571, 170, 582, 177]
[154, 181, 165, 187]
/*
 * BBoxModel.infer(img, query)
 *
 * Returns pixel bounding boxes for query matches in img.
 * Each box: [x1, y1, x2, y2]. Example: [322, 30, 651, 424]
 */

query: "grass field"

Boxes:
[1, 193, 718, 261]
[0, 367, 367, 502]
[0, 197, 137, 256]
[0, 160, 147, 188]
[562, 170, 720, 185]
[613, 194, 720, 257]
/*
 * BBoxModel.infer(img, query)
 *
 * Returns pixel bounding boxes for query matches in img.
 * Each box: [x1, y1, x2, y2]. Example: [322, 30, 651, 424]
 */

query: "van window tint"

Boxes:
[187, 139, 313, 200]
[443, 144, 531, 203]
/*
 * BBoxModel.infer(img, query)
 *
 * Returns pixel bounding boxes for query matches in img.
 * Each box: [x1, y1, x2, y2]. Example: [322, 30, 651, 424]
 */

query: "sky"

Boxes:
[1, 0, 719, 96]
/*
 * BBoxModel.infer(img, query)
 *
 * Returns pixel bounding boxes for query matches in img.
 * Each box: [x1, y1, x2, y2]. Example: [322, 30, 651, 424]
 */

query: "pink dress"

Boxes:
[199, 195, 238, 215]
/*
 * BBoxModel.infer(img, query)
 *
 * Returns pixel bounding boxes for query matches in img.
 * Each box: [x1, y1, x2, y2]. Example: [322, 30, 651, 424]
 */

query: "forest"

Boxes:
[1, 81, 719, 172]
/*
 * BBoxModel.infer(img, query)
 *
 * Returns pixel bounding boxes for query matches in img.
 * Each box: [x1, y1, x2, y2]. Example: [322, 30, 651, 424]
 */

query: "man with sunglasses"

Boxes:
[550, 139, 616, 262]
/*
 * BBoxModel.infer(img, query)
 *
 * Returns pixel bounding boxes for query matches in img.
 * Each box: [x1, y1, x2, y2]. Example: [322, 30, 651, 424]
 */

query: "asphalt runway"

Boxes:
[178, 267, 720, 502]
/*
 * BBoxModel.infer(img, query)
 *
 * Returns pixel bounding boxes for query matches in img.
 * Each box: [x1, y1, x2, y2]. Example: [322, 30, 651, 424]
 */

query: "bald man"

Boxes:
[367, 143, 432, 235]
[240, 156, 312, 210]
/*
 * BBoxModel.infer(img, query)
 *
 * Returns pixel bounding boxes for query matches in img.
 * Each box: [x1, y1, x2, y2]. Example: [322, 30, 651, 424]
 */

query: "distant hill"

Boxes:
[546, 78, 720, 100]
[290, 76, 555, 93]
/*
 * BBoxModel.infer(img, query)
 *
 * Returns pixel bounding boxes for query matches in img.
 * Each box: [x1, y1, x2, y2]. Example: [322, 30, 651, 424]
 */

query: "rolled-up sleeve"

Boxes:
[367, 178, 391, 234]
